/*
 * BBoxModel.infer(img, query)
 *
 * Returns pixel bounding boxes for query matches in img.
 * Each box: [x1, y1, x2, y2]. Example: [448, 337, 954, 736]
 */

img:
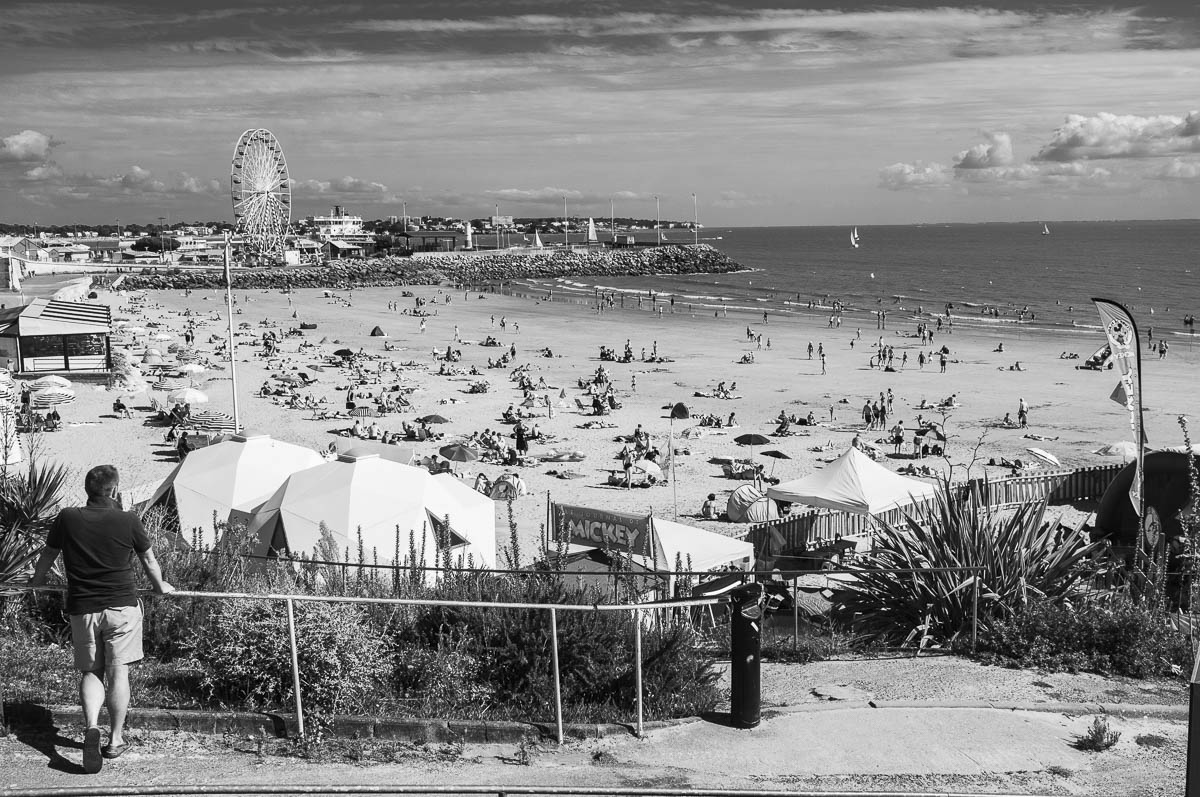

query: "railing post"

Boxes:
[793, 576, 800, 651]
[634, 608, 644, 738]
[285, 597, 305, 739]
[549, 607, 563, 744]
[971, 568, 980, 653]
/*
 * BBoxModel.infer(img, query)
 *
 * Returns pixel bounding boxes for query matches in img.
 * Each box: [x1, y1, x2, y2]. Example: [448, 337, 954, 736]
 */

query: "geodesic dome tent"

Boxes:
[726, 484, 779, 524]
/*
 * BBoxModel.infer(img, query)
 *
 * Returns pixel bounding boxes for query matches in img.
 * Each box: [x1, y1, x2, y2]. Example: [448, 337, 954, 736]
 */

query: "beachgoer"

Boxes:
[1018, 397, 1029, 428]
[28, 465, 175, 772]
[701, 493, 718, 519]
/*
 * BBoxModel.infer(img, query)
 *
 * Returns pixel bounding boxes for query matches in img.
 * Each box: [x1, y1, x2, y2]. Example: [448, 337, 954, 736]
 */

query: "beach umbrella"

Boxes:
[190, 410, 237, 434]
[760, 449, 791, 477]
[31, 376, 71, 391]
[633, 459, 663, 481]
[126, 326, 146, 335]
[334, 348, 354, 358]
[1094, 441, 1138, 462]
[348, 406, 377, 418]
[179, 363, 206, 374]
[169, 387, 209, 405]
[308, 364, 325, 372]
[152, 378, 183, 391]
[734, 432, 772, 463]
[439, 443, 480, 463]
[153, 332, 173, 341]
[419, 414, 449, 424]
[276, 374, 305, 385]
[1026, 447, 1062, 468]
[32, 389, 75, 408]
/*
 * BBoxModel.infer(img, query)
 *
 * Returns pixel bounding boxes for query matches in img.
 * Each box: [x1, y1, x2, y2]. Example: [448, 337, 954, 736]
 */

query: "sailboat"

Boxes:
[586, 217, 598, 245]
[1041, 223, 1050, 236]
[850, 227, 860, 248]
[533, 230, 544, 248]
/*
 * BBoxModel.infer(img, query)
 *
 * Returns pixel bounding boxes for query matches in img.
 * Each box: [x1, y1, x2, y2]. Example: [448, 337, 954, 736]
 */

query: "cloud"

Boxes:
[481, 187, 584, 204]
[291, 176, 391, 198]
[11, 162, 224, 205]
[878, 161, 953, 190]
[0, 129, 56, 163]
[1033, 111, 1200, 162]
[954, 132, 1014, 169]
[1153, 158, 1200, 181]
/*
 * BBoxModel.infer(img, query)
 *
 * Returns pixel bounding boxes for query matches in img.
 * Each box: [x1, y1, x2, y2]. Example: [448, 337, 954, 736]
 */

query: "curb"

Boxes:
[762, 700, 1188, 719]
[4, 700, 1183, 744]
[2, 703, 700, 743]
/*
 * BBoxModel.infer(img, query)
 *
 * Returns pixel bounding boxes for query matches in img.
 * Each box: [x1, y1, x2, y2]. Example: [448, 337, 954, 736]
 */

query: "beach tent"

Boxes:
[369, 326, 386, 337]
[726, 484, 779, 523]
[767, 446, 936, 516]
[651, 517, 753, 572]
[245, 452, 496, 574]
[141, 433, 325, 548]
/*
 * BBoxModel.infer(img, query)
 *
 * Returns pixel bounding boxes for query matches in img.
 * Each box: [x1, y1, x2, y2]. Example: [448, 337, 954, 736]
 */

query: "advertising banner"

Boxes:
[1092, 298, 1144, 515]
[550, 502, 652, 555]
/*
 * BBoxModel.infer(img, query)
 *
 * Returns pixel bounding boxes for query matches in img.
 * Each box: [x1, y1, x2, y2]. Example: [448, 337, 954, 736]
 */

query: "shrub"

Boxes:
[1075, 716, 1121, 751]
[192, 598, 390, 738]
[970, 594, 1191, 677]
[834, 480, 1106, 647]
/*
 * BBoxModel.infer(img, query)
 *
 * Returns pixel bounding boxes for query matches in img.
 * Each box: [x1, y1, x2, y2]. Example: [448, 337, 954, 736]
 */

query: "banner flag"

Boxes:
[550, 502, 653, 555]
[1093, 298, 1144, 515]
[1109, 381, 1127, 407]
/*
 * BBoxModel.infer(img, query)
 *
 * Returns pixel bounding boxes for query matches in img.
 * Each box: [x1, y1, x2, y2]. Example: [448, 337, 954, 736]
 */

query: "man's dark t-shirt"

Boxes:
[45, 496, 151, 615]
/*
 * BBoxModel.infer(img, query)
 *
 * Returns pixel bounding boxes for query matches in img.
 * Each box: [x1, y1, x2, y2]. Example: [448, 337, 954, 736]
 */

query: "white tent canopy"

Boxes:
[142, 433, 325, 547]
[651, 517, 753, 572]
[245, 452, 496, 572]
[767, 446, 937, 516]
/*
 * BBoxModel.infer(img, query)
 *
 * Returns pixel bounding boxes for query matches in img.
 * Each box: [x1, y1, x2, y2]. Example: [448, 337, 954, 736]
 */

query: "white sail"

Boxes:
[1042, 223, 1050, 235]
[587, 217, 598, 243]
[533, 230, 544, 248]
[850, 228, 859, 248]
[464, 223, 474, 249]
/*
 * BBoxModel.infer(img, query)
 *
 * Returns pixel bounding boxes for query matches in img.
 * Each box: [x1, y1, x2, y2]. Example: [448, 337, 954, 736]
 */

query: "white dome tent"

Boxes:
[141, 433, 325, 547]
[244, 452, 496, 577]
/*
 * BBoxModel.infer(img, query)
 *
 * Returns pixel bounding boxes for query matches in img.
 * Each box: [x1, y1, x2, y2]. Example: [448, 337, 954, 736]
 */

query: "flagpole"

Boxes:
[224, 231, 241, 432]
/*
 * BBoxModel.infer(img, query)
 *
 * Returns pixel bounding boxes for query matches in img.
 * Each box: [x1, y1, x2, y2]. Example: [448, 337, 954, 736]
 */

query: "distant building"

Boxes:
[48, 243, 92, 263]
[321, 240, 364, 260]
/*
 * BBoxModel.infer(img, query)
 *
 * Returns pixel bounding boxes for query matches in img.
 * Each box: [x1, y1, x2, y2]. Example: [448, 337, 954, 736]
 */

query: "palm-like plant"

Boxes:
[0, 459, 70, 595]
[834, 478, 1108, 646]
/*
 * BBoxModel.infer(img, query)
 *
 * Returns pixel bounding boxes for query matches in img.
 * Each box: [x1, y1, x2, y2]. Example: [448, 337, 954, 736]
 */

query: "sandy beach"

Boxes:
[33, 278, 1200, 557]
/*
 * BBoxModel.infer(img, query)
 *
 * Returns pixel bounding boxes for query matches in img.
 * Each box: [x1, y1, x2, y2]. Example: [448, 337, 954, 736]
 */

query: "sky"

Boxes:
[1, 0, 1199, 227]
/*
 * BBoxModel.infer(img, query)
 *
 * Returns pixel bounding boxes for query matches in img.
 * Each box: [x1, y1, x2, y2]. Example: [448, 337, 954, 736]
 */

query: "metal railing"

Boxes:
[4, 584, 725, 743]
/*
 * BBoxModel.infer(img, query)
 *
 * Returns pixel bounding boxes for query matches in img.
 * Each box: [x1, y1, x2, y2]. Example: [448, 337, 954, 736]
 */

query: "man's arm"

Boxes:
[28, 546, 60, 586]
[136, 549, 175, 594]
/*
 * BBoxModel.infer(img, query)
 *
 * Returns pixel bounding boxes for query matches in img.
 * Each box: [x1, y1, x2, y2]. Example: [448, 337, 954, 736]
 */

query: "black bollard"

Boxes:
[1188, 652, 1200, 797]
[729, 583, 765, 729]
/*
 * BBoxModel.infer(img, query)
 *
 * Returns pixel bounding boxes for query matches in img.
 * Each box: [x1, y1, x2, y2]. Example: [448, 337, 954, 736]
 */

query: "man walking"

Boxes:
[29, 465, 174, 773]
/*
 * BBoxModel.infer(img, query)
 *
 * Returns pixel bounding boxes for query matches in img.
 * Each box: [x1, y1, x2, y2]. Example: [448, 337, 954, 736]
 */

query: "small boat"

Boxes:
[850, 227, 860, 248]
[1041, 223, 1050, 235]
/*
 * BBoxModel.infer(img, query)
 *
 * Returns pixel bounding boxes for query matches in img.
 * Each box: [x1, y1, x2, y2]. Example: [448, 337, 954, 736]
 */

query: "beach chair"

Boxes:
[574, 397, 591, 414]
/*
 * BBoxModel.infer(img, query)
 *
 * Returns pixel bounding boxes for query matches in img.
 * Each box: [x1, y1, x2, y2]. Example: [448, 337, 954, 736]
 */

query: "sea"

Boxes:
[528, 220, 1200, 340]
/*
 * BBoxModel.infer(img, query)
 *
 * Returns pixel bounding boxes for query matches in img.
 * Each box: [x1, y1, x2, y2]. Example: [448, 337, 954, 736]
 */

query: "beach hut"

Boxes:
[767, 446, 936, 516]
[726, 484, 779, 523]
[0, 298, 112, 374]
[244, 452, 496, 575]
[140, 433, 325, 548]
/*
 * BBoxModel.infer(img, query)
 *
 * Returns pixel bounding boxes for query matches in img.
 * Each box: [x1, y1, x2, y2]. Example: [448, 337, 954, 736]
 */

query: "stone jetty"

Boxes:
[115, 244, 743, 291]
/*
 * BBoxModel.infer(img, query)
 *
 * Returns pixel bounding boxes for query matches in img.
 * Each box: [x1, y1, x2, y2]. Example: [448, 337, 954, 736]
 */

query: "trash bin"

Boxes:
[729, 583, 764, 729]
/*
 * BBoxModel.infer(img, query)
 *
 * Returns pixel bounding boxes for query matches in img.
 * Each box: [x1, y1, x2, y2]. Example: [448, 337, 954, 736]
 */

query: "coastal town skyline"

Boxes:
[2, 1, 1199, 227]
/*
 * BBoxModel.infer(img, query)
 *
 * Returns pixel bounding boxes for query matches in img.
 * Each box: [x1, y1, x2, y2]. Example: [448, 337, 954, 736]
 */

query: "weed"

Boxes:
[1135, 733, 1169, 748]
[1074, 716, 1121, 752]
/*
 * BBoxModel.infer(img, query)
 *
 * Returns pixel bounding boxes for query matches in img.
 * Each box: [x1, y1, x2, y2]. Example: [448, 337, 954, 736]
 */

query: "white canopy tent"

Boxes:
[651, 517, 753, 572]
[767, 446, 937, 516]
[245, 452, 496, 574]
[141, 433, 325, 547]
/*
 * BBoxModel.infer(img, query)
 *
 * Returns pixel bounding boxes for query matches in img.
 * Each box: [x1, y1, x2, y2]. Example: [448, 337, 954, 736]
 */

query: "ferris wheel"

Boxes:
[230, 128, 291, 261]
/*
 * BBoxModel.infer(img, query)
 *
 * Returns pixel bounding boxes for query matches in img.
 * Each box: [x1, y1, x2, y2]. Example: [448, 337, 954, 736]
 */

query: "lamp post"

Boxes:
[655, 195, 661, 246]
[610, 197, 616, 244]
[157, 216, 166, 264]
[692, 193, 698, 246]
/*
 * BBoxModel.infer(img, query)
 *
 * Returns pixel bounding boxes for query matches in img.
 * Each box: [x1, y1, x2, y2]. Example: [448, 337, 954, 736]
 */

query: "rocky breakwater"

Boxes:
[113, 244, 743, 291]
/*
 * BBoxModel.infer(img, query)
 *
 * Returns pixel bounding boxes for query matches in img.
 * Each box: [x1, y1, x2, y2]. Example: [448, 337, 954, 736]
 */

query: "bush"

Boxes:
[192, 598, 390, 738]
[834, 480, 1105, 647]
[970, 595, 1191, 677]
[1075, 716, 1121, 751]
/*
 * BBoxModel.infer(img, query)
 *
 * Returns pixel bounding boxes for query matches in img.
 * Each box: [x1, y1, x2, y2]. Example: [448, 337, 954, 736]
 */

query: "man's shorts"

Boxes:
[69, 603, 144, 672]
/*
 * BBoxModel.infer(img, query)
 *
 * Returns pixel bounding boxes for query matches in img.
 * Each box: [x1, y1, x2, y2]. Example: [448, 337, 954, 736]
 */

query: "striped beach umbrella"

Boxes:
[152, 378, 183, 391]
[190, 410, 237, 433]
[32, 389, 75, 408]
[31, 376, 72, 392]
[348, 406, 377, 418]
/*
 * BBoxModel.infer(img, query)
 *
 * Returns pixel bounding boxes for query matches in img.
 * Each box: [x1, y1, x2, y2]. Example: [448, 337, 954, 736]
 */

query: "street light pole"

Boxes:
[563, 195, 568, 248]
[610, 198, 616, 244]
[692, 193, 698, 246]
[158, 216, 166, 264]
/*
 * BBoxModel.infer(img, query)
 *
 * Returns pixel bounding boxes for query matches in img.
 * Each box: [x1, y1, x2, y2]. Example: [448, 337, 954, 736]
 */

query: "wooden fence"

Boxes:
[752, 463, 1124, 553]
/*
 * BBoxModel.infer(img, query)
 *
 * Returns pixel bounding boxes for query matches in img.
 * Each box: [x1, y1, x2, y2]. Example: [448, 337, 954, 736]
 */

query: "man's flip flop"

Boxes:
[83, 726, 103, 773]
[102, 743, 129, 759]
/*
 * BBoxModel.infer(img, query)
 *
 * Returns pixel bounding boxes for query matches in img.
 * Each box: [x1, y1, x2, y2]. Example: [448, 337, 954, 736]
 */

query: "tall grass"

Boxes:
[835, 478, 1107, 647]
